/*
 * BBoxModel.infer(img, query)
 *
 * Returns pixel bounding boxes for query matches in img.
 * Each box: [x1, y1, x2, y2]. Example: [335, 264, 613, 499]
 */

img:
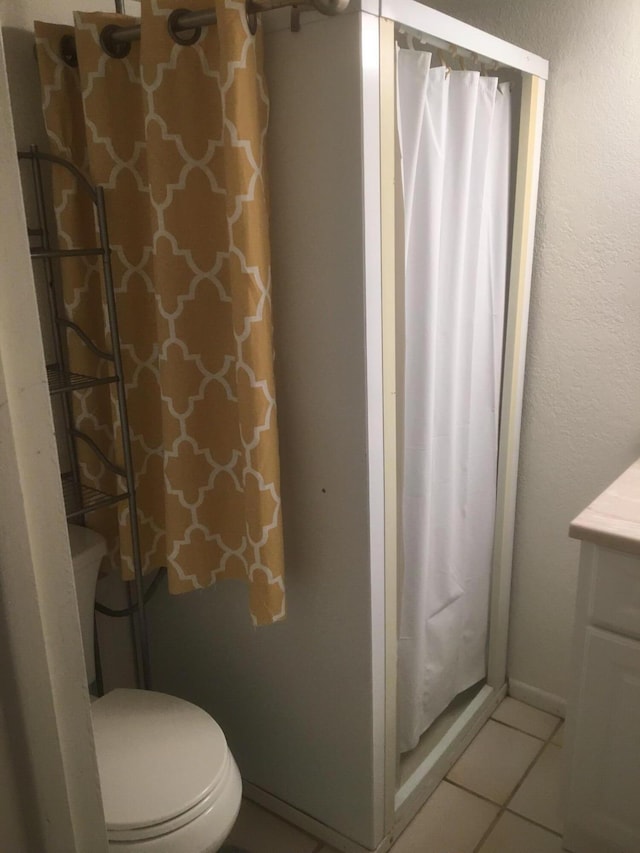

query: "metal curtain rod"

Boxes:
[59, 0, 349, 64]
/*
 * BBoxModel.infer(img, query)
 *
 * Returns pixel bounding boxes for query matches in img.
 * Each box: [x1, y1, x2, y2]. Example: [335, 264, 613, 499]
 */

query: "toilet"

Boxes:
[68, 524, 242, 853]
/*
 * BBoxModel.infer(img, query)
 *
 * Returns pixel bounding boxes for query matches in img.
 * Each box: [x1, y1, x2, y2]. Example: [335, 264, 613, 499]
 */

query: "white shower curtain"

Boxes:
[396, 48, 512, 752]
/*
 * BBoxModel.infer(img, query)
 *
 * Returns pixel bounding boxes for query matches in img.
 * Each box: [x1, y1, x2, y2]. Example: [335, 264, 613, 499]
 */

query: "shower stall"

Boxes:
[143, 2, 547, 851]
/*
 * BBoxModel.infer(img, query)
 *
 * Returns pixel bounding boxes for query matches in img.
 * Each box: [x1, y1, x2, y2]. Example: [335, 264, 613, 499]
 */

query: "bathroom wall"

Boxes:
[428, 0, 640, 709]
[0, 0, 108, 143]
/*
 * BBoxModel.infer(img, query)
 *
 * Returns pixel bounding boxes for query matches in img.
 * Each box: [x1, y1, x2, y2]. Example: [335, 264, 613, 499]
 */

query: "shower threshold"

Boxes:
[397, 680, 486, 788]
[394, 678, 506, 831]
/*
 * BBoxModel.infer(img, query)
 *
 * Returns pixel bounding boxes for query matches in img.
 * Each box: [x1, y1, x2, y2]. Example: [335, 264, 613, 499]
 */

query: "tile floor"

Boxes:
[226, 696, 567, 853]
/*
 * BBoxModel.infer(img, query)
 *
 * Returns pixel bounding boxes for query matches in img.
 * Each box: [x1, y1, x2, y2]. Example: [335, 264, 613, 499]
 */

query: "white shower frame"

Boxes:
[250, 6, 547, 850]
[370, 0, 548, 843]
[251, 7, 546, 847]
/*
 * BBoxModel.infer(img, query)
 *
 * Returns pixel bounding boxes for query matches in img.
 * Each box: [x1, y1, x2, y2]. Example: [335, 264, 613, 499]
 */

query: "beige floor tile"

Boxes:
[478, 811, 564, 852]
[390, 781, 498, 853]
[509, 743, 563, 833]
[551, 722, 565, 746]
[447, 720, 543, 804]
[492, 697, 560, 740]
[227, 798, 319, 853]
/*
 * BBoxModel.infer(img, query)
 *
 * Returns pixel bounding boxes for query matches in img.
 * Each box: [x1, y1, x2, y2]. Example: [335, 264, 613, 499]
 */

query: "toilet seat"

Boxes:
[91, 688, 239, 845]
[105, 752, 236, 843]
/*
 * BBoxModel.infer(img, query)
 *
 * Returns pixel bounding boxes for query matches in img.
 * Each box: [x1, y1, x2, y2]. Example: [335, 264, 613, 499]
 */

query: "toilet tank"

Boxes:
[68, 524, 107, 685]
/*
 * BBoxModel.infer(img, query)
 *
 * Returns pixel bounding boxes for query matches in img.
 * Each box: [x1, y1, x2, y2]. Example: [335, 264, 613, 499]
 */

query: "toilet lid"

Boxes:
[91, 689, 229, 833]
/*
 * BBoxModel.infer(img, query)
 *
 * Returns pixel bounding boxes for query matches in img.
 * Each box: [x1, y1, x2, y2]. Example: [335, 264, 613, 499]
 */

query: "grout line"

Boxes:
[502, 736, 548, 806]
[504, 808, 564, 838]
[445, 778, 503, 808]
[311, 843, 326, 853]
[549, 717, 564, 744]
[488, 715, 550, 740]
[469, 708, 563, 852]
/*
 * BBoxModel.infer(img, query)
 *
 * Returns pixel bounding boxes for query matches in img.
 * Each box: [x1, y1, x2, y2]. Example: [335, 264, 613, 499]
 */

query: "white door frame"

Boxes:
[0, 32, 108, 853]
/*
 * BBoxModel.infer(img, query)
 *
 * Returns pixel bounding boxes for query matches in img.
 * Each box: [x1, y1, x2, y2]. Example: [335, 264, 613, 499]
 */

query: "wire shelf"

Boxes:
[31, 247, 104, 259]
[21, 145, 151, 688]
[47, 364, 117, 395]
[61, 474, 128, 521]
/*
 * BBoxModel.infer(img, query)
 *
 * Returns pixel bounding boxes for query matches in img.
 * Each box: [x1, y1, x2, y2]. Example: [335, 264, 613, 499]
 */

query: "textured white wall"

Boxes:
[428, 0, 640, 704]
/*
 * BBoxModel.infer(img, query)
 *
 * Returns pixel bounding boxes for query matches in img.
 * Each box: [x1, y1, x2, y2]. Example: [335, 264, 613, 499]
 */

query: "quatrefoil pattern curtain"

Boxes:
[35, 0, 285, 625]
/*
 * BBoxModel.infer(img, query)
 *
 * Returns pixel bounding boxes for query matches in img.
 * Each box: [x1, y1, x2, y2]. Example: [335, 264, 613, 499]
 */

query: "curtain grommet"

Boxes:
[60, 34, 78, 68]
[100, 25, 132, 59]
[245, 0, 259, 36]
[167, 9, 203, 46]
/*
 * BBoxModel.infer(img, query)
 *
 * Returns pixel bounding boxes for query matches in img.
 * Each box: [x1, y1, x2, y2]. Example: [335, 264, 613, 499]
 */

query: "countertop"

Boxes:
[570, 458, 640, 556]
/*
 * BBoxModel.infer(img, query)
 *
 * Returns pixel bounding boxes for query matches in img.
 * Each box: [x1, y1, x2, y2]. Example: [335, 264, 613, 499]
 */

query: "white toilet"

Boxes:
[68, 523, 242, 853]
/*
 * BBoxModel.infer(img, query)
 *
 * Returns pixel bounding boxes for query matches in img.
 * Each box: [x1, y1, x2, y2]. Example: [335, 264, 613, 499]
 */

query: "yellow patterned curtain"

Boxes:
[35, 0, 285, 625]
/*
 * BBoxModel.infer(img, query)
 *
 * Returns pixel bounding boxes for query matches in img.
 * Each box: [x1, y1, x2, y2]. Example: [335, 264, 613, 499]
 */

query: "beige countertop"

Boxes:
[570, 458, 640, 556]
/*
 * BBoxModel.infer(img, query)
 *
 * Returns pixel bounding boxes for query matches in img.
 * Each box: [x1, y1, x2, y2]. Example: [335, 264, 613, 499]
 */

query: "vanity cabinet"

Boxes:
[566, 462, 640, 853]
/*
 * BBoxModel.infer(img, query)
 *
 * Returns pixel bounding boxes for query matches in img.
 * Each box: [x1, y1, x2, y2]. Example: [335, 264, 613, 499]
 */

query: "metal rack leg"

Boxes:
[95, 186, 151, 689]
[29, 145, 83, 511]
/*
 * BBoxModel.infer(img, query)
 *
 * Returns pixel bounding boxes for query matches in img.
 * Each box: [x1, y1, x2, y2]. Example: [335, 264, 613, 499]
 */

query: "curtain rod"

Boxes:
[60, 0, 349, 65]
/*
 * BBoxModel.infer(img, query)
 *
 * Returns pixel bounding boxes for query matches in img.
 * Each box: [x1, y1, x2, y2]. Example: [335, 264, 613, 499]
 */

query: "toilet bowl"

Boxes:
[68, 524, 242, 852]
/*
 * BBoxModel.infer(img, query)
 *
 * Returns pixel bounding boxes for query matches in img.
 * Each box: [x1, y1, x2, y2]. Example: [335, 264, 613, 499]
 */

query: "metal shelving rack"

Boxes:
[19, 145, 151, 689]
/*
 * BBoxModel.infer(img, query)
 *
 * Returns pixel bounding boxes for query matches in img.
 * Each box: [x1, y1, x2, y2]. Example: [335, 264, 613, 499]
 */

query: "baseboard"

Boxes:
[242, 781, 391, 853]
[508, 678, 567, 718]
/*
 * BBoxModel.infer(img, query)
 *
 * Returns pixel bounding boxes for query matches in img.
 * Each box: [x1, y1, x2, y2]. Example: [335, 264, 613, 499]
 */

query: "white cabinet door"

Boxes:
[565, 627, 640, 853]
